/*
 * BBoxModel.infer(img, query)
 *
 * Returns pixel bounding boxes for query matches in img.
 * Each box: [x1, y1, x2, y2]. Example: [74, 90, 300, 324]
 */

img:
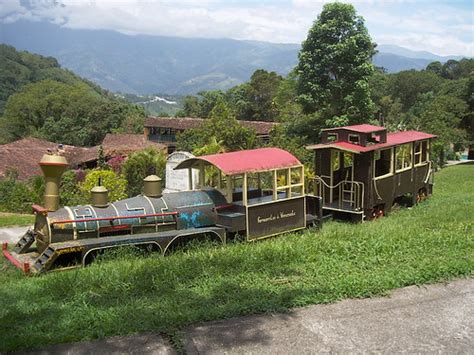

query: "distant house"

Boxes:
[144, 116, 279, 152]
[0, 134, 166, 181]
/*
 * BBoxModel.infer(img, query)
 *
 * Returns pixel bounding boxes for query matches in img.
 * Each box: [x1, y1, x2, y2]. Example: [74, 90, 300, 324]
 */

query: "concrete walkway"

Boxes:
[0, 226, 29, 244]
[26, 278, 473, 354]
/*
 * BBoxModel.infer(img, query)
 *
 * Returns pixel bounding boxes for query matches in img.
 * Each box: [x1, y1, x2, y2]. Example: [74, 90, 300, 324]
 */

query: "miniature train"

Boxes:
[3, 124, 436, 273]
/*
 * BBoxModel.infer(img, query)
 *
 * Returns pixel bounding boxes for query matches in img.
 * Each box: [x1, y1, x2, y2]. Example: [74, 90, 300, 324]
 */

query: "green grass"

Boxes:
[0, 164, 473, 352]
[0, 213, 35, 227]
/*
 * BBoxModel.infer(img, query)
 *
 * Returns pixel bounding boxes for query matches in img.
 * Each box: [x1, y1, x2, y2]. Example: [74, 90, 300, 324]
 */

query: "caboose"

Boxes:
[306, 124, 436, 221]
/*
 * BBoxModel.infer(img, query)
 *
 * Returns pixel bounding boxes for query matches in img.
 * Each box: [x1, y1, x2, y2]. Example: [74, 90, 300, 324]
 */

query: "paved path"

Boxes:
[0, 226, 29, 244]
[25, 278, 473, 354]
[185, 278, 473, 354]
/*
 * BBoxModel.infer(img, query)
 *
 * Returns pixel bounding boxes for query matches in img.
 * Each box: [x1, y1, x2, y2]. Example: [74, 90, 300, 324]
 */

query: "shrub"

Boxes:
[0, 177, 34, 213]
[28, 175, 45, 206]
[107, 155, 125, 174]
[80, 170, 127, 202]
[122, 147, 166, 197]
[60, 170, 88, 206]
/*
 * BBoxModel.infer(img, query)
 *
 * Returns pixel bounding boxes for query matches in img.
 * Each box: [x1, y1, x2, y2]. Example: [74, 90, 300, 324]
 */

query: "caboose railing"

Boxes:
[306, 176, 364, 212]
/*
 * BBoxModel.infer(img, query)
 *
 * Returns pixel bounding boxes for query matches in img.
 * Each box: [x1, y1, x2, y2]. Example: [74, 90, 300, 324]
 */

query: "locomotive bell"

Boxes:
[143, 175, 162, 197]
[39, 154, 68, 211]
[90, 185, 109, 207]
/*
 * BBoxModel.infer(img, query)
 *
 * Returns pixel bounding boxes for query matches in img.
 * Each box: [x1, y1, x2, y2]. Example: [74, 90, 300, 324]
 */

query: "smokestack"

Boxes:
[143, 175, 162, 197]
[39, 154, 68, 211]
[90, 185, 109, 207]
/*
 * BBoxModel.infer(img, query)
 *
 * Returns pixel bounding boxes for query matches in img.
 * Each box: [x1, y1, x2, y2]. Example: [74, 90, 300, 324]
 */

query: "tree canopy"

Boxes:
[0, 79, 144, 146]
[177, 98, 256, 153]
[296, 2, 376, 126]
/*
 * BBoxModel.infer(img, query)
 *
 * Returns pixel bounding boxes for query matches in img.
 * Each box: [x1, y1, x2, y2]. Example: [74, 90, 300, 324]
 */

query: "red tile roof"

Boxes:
[145, 117, 278, 135]
[322, 124, 385, 133]
[174, 147, 301, 175]
[0, 138, 94, 180]
[307, 130, 437, 153]
[102, 133, 166, 155]
[0, 134, 166, 180]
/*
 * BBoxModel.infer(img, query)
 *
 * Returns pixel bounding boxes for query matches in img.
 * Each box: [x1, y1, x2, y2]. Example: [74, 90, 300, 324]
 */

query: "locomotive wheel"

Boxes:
[370, 206, 385, 220]
[416, 189, 427, 204]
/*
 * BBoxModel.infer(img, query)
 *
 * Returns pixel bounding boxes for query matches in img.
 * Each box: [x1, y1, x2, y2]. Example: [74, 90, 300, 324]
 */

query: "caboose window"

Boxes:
[415, 141, 428, 165]
[396, 143, 413, 171]
[374, 148, 392, 178]
[348, 134, 360, 144]
[331, 150, 340, 171]
[368, 133, 381, 144]
[343, 152, 353, 168]
[327, 133, 338, 142]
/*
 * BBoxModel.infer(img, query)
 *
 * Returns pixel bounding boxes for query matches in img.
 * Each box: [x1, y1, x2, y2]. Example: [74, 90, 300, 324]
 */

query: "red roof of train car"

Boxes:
[175, 147, 301, 175]
[307, 130, 437, 153]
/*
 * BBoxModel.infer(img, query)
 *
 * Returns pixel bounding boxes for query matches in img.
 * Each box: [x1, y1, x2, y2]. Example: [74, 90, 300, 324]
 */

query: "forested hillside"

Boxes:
[0, 44, 103, 115]
[2, 21, 464, 95]
[0, 45, 145, 146]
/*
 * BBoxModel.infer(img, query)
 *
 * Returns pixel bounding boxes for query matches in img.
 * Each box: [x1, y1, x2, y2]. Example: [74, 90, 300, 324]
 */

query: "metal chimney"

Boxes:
[39, 154, 68, 211]
[143, 175, 162, 197]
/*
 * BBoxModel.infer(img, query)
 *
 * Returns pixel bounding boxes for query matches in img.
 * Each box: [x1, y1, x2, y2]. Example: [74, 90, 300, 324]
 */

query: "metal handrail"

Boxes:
[306, 176, 365, 211]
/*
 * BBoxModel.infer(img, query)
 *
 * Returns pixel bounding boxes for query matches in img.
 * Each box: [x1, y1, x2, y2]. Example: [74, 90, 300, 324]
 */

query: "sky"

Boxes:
[1, 0, 473, 57]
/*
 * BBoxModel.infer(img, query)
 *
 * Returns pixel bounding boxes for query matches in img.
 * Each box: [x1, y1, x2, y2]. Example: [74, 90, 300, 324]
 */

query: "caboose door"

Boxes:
[330, 151, 354, 205]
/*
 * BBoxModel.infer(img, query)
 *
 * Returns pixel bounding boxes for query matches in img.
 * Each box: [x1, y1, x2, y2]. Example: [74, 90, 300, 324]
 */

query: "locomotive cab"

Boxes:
[175, 147, 322, 241]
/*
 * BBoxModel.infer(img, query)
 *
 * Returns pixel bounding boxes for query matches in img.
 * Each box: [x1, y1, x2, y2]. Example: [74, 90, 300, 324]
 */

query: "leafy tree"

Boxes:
[387, 70, 442, 111]
[60, 170, 88, 206]
[296, 2, 376, 125]
[369, 69, 390, 104]
[245, 69, 282, 121]
[426, 61, 443, 76]
[97, 145, 107, 170]
[116, 110, 146, 134]
[441, 60, 462, 80]
[198, 90, 225, 118]
[408, 94, 468, 164]
[376, 96, 405, 131]
[80, 170, 128, 202]
[176, 90, 225, 118]
[178, 95, 201, 117]
[193, 137, 226, 156]
[0, 79, 144, 146]
[225, 83, 252, 120]
[269, 124, 314, 169]
[274, 73, 299, 115]
[177, 98, 256, 152]
[176, 128, 209, 152]
[122, 147, 167, 197]
[0, 170, 45, 213]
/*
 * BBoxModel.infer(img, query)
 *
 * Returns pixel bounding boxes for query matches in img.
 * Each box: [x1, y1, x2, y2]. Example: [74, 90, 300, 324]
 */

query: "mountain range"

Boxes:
[0, 21, 466, 95]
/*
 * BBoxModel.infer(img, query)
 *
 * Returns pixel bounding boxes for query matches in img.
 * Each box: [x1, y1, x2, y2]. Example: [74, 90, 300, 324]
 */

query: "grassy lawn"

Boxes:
[0, 164, 473, 352]
[0, 213, 35, 227]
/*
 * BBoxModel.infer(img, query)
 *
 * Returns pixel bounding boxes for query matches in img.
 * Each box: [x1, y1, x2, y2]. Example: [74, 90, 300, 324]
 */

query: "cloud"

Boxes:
[1, 0, 472, 56]
[377, 33, 473, 57]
